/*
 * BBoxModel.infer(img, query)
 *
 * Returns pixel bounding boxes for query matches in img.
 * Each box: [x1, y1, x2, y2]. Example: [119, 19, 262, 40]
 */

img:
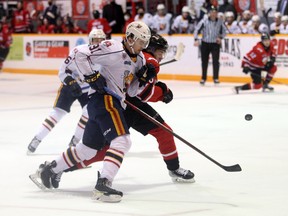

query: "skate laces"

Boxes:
[174, 167, 189, 176]
[54, 172, 63, 182]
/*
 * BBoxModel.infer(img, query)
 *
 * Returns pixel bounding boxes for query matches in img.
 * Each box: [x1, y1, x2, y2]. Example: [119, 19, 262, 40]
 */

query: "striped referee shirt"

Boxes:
[194, 17, 226, 43]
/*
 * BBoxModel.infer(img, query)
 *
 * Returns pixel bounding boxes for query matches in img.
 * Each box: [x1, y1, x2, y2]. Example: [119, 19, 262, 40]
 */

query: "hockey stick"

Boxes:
[160, 42, 185, 66]
[104, 87, 242, 172]
[259, 0, 272, 31]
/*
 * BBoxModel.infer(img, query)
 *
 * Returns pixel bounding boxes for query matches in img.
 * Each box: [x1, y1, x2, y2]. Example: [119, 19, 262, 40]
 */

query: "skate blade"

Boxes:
[171, 177, 196, 183]
[29, 173, 49, 190]
[92, 190, 122, 203]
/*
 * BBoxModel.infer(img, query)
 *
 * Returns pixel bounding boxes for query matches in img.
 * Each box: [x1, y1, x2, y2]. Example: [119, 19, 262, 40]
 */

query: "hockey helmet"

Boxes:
[145, 33, 168, 53]
[89, 29, 106, 44]
[125, 21, 151, 49]
[261, 33, 270, 41]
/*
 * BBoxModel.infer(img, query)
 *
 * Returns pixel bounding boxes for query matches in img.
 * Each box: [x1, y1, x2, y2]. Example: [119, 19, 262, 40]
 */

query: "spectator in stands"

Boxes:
[87, 10, 111, 38]
[0, 3, 6, 21]
[247, 15, 269, 34]
[219, 0, 237, 19]
[217, 12, 225, 21]
[270, 12, 282, 35]
[37, 17, 55, 34]
[280, 15, 288, 33]
[63, 14, 74, 33]
[43, 0, 58, 25]
[152, 4, 173, 34]
[54, 17, 65, 33]
[73, 20, 86, 34]
[224, 11, 241, 34]
[239, 10, 252, 34]
[123, 11, 134, 33]
[277, 0, 288, 16]
[134, 6, 153, 29]
[171, 6, 196, 34]
[199, 0, 215, 21]
[0, 21, 12, 71]
[102, 0, 125, 33]
[12, 0, 31, 33]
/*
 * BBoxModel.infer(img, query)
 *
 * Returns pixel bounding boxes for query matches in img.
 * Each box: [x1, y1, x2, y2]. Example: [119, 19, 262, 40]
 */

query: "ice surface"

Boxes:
[0, 73, 287, 216]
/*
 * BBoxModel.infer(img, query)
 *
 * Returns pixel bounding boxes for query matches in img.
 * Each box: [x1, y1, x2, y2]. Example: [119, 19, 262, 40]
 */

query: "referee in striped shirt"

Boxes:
[194, 6, 226, 85]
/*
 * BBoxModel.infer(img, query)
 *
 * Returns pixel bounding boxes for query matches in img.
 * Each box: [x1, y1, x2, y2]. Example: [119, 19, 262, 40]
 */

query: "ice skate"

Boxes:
[92, 172, 123, 203]
[262, 83, 274, 92]
[27, 136, 41, 154]
[233, 86, 241, 94]
[169, 167, 195, 183]
[68, 135, 80, 147]
[214, 79, 220, 85]
[51, 171, 63, 189]
[199, 80, 205, 86]
[29, 162, 51, 190]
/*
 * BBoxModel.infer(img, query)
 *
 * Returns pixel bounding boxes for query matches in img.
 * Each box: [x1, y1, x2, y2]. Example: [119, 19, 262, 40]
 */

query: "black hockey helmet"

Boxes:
[144, 31, 168, 54]
[261, 33, 270, 41]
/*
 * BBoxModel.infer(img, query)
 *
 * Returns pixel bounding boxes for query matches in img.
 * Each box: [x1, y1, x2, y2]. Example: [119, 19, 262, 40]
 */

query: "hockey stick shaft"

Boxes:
[104, 87, 242, 172]
[160, 42, 184, 66]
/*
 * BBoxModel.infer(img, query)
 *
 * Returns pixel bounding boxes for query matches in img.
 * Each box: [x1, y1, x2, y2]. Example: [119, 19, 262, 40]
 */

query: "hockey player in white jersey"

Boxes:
[280, 15, 288, 34]
[224, 11, 241, 34]
[238, 10, 252, 34]
[152, 4, 173, 34]
[171, 6, 196, 34]
[247, 15, 269, 34]
[27, 29, 106, 154]
[30, 21, 154, 202]
[270, 12, 282, 35]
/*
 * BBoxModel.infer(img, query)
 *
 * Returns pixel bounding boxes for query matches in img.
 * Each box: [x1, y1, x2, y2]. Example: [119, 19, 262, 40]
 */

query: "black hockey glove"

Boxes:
[84, 72, 106, 94]
[136, 63, 157, 87]
[63, 76, 82, 97]
[242, 67, 250, 74]
[265, 57, 275, 71]
[155, 81, 173, 104]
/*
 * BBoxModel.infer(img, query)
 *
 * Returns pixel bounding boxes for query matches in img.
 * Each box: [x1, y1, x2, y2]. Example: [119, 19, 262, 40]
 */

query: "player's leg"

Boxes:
[85, 94, 129, 202]
[125, 100, 194, 183]
[27, 85, 76, 154]
[200, 42, 210, 84]
[263, 65, 277, 91]
[234, 69, 262, 94]
[68, 93, 89, 146]
[211, 43, 220, 84]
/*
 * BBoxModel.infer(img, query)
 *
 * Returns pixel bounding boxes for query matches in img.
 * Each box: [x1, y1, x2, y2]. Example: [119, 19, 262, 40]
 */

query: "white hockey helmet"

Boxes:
[157, 4, 165, 11]
[281, 15, 288, 22]
[274, 12, 282, 18]
[182, 6, 190, 13]
[225, 11, 234, 18]
[251, 15, 260, 22]
[125, 21, 151, 48]
[243, 10, 251, 15]
[89, 29, 106, 44]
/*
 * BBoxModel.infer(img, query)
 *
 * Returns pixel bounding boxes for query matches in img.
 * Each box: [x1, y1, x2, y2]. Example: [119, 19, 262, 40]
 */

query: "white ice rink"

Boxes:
[0, 72, 288, 216]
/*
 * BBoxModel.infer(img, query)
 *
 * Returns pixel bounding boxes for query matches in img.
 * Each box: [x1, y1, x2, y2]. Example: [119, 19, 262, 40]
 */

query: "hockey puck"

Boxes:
[245, 114, 253, 121]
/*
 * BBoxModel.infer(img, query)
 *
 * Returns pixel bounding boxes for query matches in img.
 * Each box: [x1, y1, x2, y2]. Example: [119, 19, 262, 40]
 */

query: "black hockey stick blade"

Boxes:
[222, 164, 242, 172]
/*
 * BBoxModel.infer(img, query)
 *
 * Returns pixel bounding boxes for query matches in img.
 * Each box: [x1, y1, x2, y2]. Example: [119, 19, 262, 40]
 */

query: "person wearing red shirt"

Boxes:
[0, 21, 12, 71]
[37, 18, 55, 34]
[87, 10, 112, 38]
[12, 1, 31, 33]
[234, 33, 277, 94]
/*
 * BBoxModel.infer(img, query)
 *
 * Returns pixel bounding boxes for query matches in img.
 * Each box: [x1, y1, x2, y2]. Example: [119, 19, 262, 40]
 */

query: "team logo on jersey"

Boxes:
[124, 60, 131, 65]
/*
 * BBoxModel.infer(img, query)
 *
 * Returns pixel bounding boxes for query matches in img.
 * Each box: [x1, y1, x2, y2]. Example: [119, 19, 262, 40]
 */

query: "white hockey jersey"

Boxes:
[152, 13, 173, 34]
[279, 24, 288, 34]
[238, 20, 252, 34]
[58, 44, 90, 93]
[225, 21, 242, 34]
[247, 23, 269, 34]
[74, 39, 146, 108]
[134, 13, 154, 29]
[171, 15, 195, 33]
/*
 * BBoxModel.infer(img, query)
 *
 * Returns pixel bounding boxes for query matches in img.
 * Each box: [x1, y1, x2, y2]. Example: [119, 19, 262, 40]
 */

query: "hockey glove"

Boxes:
[84, 72, 106, 94]
[136, 63, 157, 87]
[63, 76, 82, 97]
[265, 57, 275, 71]
[242, 67, 250, 74]
[155, 81, 173, 104]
